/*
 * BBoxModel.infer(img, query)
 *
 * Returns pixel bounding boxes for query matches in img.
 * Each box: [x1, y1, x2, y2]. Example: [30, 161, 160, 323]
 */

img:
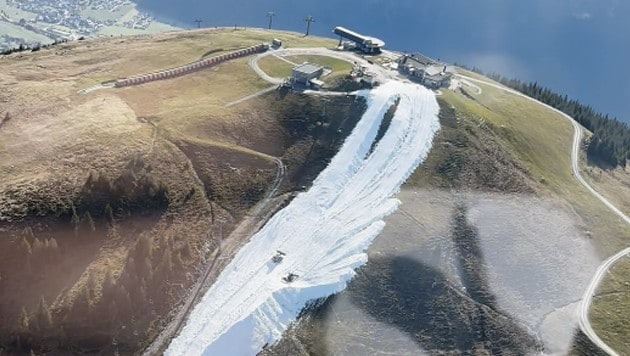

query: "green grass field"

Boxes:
[442, 85, 630, 253]
[257, 55, 294, 78]
[80, 3, 136, 22]
[0, 21, 52, 44]
[257, 54, 353, 81]
[286, 55, 353, 72]
[590, 257, 630, 355]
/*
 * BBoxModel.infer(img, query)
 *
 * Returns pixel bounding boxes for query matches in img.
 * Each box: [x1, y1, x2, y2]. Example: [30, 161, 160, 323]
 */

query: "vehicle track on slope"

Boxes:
[143, 157, 286, 356]
[458, 74, 630, 356]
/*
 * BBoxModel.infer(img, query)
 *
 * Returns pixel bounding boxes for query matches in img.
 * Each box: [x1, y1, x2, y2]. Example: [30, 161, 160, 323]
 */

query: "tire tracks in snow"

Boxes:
[165, 80, 440, 355]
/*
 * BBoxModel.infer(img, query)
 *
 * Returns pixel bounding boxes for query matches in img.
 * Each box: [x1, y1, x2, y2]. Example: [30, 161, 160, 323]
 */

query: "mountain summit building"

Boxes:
[399, 54, 453, 89]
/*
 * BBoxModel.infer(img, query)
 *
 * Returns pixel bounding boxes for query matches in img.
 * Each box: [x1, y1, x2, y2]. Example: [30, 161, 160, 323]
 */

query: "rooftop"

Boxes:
[293, 63, 323, 75]
[425, 65, 444, 76]
[334, 26, 385, 48]
[401, 53, 435, 68]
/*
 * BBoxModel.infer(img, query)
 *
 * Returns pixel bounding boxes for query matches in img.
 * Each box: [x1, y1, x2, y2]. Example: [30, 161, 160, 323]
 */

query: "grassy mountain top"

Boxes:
[1, 27, 629, 355]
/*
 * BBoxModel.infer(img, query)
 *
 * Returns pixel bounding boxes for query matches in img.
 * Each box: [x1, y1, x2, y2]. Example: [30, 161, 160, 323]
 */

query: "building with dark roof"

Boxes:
[398, 54, 453, 89]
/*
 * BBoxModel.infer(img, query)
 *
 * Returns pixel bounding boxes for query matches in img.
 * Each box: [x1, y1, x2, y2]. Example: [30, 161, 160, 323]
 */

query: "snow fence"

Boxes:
[114, 43, 268, 88]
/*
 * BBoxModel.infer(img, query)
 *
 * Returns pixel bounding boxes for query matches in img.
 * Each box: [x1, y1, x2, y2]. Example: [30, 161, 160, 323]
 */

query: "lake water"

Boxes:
[135, 0, 630, 123]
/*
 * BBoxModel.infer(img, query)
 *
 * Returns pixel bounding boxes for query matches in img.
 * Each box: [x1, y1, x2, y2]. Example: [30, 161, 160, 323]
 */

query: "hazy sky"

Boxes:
[138, 0, 630, 123]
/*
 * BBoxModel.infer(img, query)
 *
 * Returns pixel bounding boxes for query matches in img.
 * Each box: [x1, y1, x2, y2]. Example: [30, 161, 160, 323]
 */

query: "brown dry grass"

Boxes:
[0, 28, 337, 353]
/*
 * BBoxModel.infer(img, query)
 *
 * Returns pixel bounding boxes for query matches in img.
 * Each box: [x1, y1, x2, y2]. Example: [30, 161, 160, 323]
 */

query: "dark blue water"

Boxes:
[136, 0, 630, 123]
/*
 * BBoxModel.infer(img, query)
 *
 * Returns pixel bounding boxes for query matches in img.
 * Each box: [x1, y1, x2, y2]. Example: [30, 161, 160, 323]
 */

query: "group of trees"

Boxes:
[486, 74, 630, 168]
[77, 157, 170, 219]
[17, 227, 60, 272]
[57, 233, 191, 347]
[10, 228, 194, 352]
[0, 38, 73, 56]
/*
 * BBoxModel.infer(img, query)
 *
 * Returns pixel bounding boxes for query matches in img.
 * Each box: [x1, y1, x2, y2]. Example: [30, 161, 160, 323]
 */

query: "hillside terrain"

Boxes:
[0, 28, 364, 354]
[1, 27, 629, 356]
[263, 69, 630, 355]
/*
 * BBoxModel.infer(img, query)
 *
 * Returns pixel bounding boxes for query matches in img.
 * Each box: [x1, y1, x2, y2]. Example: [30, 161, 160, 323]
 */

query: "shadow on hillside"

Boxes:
[341, 205, 541, 355]
[569, 328, 610, 356]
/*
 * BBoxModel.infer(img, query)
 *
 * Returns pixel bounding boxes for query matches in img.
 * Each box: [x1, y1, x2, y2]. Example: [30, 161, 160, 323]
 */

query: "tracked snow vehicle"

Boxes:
[272, 250, 286, 264]
[282, 272, 299, 283]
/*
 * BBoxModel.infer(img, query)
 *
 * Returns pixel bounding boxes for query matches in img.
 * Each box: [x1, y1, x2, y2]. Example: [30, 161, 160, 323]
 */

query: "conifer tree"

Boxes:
[19, 235, 32, 255]
[104, 203, 115, 225]
[36, 296, 53, 331]
[18, 307, 30, 333]
[83, 212, 96, 232]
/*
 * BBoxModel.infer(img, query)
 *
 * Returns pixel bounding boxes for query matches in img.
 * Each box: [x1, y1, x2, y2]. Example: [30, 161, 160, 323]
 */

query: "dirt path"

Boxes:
[248, 52, 284, 85]
[143, 157, 286, 356]
[459, 74, 630, 356]
[224, 85, 278, 108]
[272, 54, 298, 66]
[147, 122, 158, 154]
[76, 82, 114, 95]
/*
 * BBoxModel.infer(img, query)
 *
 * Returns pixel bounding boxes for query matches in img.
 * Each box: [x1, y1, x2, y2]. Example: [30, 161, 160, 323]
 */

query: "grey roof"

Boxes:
[425, 71, 453, 82]
[401, 54, 434, 67]
[293, 63, 323, 75]
[334, 26, 385, 48]
[424, 65, 444, 76]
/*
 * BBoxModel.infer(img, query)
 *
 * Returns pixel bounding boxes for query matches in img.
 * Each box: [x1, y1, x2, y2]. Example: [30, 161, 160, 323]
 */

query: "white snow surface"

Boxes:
[166, 80, 440, 356]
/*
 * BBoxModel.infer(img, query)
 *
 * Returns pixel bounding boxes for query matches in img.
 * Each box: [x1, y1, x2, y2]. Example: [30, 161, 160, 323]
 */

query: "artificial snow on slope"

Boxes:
[166, 80, 440, 356]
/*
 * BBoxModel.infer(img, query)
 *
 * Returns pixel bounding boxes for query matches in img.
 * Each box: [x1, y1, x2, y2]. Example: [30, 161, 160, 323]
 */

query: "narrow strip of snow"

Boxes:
[166, 80, 440, 356]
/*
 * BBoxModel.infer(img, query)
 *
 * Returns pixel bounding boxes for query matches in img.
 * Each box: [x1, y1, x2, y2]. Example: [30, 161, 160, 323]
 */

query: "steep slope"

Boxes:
[263, 69, 630, 356]
[166, 81, 440, 355]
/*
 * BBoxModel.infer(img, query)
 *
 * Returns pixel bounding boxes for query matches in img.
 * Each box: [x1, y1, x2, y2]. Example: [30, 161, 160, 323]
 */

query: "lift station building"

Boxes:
[291, 63, 325, 89]
[333, 26, 385, 54]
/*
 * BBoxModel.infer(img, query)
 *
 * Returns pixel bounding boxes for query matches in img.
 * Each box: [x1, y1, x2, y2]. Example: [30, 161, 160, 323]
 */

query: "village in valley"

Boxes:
[0, 0, 173, 50]
[1, 0, 456, 95]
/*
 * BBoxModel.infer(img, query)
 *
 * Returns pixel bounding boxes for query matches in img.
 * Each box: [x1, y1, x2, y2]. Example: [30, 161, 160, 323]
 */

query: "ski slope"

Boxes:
[166, 80, 440, 356]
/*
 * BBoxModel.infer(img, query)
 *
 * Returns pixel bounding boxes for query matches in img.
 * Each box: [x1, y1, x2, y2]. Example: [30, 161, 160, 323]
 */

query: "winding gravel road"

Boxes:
[459, 74, 630, 356]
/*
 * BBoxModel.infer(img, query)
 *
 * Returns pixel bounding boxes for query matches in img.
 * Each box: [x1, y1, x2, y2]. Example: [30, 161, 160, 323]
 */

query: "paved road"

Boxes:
[459, 74, 630, 356]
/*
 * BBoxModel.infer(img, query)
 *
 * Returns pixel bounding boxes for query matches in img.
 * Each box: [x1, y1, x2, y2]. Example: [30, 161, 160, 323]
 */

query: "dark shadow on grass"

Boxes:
[569, 328, 609, 356]
[342, 204, 542, 355]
